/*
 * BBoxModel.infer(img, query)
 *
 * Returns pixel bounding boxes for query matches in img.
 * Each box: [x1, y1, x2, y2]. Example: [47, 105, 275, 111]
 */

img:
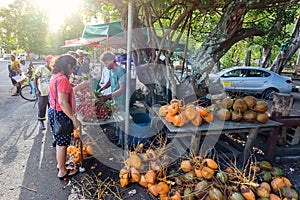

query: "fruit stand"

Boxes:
[71, 84, 130, 168]
[151, 95, 287, 163]
[152, 105, 281, 163]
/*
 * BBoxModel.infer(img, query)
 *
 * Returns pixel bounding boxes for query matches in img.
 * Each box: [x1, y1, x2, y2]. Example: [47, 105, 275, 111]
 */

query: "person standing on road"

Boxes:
[34, 55, 53, 130]
[48, 54, 88, 180]
[98, 51, 126, 147]
[9, 55, 22, 96]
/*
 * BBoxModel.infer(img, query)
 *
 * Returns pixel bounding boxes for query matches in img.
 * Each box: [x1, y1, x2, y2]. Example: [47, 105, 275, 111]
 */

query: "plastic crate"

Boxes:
[130, 113, 151, 126]
[129, 113, 155, 147]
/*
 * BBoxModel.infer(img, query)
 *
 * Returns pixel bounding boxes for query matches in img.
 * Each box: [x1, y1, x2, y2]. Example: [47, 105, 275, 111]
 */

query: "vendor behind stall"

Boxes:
[98, 51, 126, 147]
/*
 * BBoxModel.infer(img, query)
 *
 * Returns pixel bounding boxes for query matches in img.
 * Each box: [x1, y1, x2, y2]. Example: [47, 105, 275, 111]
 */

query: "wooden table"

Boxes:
[152, 106, 282, 163]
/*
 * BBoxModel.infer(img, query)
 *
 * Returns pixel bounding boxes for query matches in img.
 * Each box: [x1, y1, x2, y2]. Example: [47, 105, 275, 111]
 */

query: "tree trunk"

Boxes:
[245, 49, 251, 66]
[135, 63, 169, 104]
[191, 1, 265, 96]
[296, 49, 300, 66]
[270, 15, 300, 73]
[261, 44, 272, 68]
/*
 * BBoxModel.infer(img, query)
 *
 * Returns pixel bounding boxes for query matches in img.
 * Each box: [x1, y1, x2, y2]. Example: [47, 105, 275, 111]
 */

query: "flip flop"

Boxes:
[57, 163, 76, 171]
[58, 168, 78, 180]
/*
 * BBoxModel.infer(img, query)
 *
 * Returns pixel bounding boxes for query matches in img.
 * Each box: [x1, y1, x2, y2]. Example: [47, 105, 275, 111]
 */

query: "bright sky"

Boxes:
[0, 0, 83, 32]
[0, 0, 14, 7]
[32, 0, 83, 32]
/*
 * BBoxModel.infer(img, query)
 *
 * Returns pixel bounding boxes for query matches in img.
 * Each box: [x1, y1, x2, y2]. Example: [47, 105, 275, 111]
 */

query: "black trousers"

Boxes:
[38, 95, 49, 121]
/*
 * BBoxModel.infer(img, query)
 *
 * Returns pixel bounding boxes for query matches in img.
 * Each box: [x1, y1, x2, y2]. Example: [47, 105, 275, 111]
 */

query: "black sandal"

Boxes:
[57, 163, 76, 171]
[58, 169, 71, 180]
[58, 168, 78, 180]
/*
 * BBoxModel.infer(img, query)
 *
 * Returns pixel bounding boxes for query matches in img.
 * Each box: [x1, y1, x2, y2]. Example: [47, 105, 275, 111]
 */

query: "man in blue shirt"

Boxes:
[99, 51, 126, 147]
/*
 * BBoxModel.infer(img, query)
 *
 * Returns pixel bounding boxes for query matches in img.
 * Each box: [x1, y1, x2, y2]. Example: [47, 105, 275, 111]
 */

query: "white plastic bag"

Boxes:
[12, 74, 26, 83]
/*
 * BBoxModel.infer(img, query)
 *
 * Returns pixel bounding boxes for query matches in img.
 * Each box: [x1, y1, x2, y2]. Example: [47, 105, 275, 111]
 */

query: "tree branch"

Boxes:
[213, 28, 266, 59]
[247, 0, 300, 9]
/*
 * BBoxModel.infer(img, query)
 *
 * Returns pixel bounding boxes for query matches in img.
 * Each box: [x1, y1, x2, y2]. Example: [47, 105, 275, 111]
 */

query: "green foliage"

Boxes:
[0, 0, 298, 68]
[220, 41, 247, 68]
[83, 1, 120, 23]
[0, 0, 86, 56]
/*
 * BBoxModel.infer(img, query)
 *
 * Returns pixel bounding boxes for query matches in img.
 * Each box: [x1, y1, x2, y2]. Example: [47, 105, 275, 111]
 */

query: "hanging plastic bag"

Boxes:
[12, 74, 26, 83]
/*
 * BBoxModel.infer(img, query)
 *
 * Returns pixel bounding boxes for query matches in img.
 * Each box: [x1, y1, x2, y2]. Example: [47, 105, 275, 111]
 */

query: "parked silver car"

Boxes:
[218, 66, 293, 99]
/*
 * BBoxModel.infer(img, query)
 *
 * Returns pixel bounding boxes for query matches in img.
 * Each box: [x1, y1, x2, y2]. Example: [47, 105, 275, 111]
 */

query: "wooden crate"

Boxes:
[271, 93, 294, 116]
[286, 126, 300, 145]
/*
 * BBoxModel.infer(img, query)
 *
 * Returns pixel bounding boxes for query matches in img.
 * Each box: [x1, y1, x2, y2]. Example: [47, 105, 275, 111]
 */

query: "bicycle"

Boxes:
[20, 77, 38, 102]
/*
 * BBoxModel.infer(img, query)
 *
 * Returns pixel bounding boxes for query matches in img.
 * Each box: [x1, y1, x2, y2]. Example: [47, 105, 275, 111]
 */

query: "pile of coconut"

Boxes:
[210, 95, 269, 123]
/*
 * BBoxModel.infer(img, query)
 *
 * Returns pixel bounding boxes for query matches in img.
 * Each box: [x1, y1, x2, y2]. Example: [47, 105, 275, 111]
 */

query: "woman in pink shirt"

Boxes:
[48, 54, 88, 180]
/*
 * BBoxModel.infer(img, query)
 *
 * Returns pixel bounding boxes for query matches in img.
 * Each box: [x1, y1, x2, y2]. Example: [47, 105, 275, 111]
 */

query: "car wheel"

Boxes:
[262, 88, 278, 100]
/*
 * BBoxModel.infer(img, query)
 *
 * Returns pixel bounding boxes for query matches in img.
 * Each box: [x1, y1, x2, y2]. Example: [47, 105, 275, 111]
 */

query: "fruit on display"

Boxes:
[157, 181, 169, 195]
[271, 177, 285, 192]
[256, 185, 270, 198]
[229, 192, 245, 200]
[184, 106, 198, 120]
[203, 112, 214, 122]
[67, 142, 94, 163]
[256, 112, 269, 123]
[169, 190, 181, 200]
[243, 95, 257, 109]
[209, 187, 223, 200]
[73, 129, 80, 139]
[196, 106, 209, 117]
[221, 97, 234, 109]
[217, 108, 231, 121]
[231, 110, 243, 122]
[240, 184, 256, 200]
[259, 160, 272, 171]
[233, 99, 248, 113]
[118, 141, 299, 200]
[158, 99, 214, 127]
[180, 160, 193, 172]
[168, 103, 180, 116]
[159, 105, 169, 117]
[253, 101, 269, 113]
[214, 95, 269, 123]
[172, 113, 186, 127]
[243, 110, 257, 123]
[75, 85, 114, 122]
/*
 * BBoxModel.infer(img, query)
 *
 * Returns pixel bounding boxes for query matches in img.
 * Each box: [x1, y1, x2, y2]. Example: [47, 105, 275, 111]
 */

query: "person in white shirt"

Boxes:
[34, 55, 53, 130]
[99, 65, 111, 95]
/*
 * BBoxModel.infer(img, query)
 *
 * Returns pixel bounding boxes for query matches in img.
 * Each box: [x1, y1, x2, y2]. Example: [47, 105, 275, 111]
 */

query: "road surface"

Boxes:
[0, 60, 70, 199]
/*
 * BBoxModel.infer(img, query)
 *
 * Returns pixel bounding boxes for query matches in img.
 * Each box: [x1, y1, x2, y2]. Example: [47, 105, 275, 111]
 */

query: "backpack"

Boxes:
[8, 64, 16, 78]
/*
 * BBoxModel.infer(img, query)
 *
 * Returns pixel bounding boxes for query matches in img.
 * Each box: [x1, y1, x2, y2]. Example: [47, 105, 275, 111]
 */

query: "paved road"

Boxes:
[291, 80, 300, 115]
[0, 61, 70, 200]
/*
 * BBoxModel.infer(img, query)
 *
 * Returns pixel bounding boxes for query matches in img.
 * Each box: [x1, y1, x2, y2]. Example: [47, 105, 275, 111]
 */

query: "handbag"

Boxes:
[53, 76, 73, 136]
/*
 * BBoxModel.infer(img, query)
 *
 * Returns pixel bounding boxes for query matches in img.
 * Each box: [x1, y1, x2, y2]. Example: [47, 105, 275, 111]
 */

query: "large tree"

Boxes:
[270, 15, 300, 73]
[0, 0, 49, 54]
[85, 0, 300, 99]
[16, 1, 49, 54]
